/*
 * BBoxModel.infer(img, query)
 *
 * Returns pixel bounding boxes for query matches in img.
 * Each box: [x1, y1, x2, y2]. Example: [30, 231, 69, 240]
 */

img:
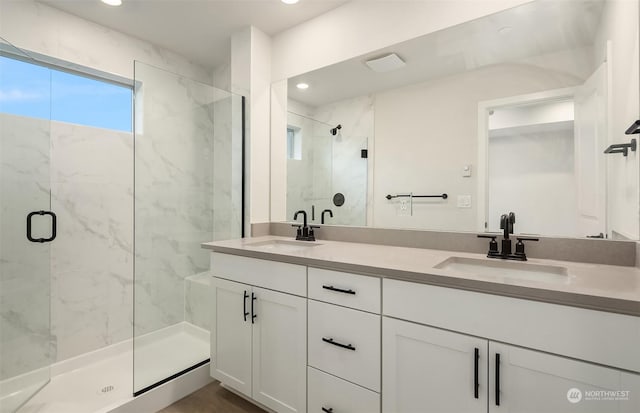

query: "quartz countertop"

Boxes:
[202, 236, 640, 317]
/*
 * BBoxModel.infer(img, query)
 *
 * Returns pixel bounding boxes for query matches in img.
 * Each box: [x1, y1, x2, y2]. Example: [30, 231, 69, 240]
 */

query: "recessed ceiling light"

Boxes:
[282, 0, 299, 4]
[296, 83, 309, 90]
[498, 26, 513, 35]
[101, 0, 122, 6]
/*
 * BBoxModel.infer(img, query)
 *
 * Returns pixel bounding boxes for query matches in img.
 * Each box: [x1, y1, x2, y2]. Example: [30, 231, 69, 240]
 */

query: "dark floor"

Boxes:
[158, 381, 266, 413]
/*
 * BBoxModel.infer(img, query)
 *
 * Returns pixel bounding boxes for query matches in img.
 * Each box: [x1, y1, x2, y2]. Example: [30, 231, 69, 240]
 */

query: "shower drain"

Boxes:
[98, 385, 115, 395]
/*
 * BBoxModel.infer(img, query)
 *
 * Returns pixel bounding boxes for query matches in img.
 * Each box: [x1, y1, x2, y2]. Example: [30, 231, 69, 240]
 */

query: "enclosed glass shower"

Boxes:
[0, 41, 244, 412]
[132, 61, 244, 394]
[0, 38, 53, 413]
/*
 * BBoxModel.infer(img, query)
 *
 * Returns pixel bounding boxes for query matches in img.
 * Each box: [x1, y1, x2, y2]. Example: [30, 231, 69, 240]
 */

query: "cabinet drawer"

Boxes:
[211, 252, 306, 296]
[308, 367, 380, 413]
[308, 267, 380, 313]
[308, 300, 381, 391]
[384, 278, 640, 373]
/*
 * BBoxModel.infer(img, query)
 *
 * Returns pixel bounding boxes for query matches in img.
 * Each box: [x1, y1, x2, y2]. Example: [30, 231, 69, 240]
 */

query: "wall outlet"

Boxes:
[397, 199, 412, 216]
[457, 195, 472, 208]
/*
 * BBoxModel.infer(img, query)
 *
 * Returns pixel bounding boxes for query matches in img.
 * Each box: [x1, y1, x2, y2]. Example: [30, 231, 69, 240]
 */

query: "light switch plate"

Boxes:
[398, 199, 412, 216]
[463, 164, 472, 177]
[457, 195, 472, 208]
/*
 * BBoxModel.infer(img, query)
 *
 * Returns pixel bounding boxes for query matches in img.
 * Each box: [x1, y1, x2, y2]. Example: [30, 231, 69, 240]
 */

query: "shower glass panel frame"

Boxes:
[0, 39, 53, 413]
[133, 61, 244, 395]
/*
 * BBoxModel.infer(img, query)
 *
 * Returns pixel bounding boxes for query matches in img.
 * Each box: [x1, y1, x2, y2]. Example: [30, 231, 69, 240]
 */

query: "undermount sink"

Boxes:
[434, 256, 568, 284]
[246, 239, 322, 253]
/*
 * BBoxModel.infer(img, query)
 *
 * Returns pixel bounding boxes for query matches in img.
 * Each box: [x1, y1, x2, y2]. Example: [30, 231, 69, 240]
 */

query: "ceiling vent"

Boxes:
[364, 53, 406, 73]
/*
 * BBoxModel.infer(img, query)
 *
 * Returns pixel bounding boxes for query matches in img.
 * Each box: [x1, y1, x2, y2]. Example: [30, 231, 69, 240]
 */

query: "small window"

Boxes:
[0, 55, 132, 132]
[287, 126, 302, 160]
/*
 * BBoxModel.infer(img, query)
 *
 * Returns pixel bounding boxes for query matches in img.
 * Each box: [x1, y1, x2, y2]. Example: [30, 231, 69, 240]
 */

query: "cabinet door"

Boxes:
[211, 277, 252, 397]
[252, 287, 307, 413]
[382, 317, 488, 413]
[489, 342, 640, 413]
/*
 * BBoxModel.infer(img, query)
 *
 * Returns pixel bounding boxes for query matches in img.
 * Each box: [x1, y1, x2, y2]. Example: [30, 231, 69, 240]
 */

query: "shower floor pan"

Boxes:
[3, 322, 210, 413]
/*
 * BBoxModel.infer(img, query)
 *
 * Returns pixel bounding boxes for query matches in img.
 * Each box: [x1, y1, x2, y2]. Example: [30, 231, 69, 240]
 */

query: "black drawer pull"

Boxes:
[243, 290, 249, 322]
[251, 292, 257, 324]
[495, 353, 501, 406]
[322, 408, 333, 413]
[474, 347, 479, 399]
[322, 285, 356, 295]
[322, 337, 356, 351]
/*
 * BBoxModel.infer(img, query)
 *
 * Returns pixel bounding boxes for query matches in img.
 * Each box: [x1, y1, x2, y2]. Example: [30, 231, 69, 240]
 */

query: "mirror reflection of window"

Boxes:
[287, 126, 302, 160]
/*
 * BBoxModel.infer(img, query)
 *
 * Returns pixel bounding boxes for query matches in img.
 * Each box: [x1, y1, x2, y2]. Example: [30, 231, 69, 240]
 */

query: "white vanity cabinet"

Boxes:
[383, 318, 640, 413]
[208, 248, 640, 413]
[382, 317, 488, 413]
[307, 267, 382, 412]
[210, 254, 307, 413]
[488, 342, 640, 413]
[383, 279, 640, 413]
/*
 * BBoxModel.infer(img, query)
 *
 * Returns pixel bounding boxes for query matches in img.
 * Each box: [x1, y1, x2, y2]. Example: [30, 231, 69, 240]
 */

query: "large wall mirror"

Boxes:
[275, 0, 640, 240]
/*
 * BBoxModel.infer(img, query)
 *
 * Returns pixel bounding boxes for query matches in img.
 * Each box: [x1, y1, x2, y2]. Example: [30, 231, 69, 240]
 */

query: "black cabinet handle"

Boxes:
[495, 353, 501, 406]
[251, 292, 257, 324]
[243, 291, 249, 322]
[27, 210, 57, 243]
[321, 408, 333, 413]
[322, 337, 356, 351]
[322, 285, 356, 295]
[474, 347, 479, 399]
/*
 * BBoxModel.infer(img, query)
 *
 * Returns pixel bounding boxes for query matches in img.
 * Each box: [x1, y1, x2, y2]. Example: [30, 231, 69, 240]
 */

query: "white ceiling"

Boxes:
[288, 0, 605, 107]
[40, 0, 348, 69]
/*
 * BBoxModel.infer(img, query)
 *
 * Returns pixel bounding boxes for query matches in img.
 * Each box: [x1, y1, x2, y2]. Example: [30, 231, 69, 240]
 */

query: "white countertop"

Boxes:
[203, 236, 640, 316]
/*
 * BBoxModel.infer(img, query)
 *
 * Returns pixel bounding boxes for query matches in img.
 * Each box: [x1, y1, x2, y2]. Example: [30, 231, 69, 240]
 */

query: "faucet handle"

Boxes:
[477, 234, 500, 257]
[291, 224, 303, 240]
[308, 225, 320, 241]
[514, 237, 539, 260]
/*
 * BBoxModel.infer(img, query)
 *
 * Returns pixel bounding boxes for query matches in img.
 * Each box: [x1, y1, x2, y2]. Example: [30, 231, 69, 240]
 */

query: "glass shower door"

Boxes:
[0, 39, 53, 413]
[133, 61, 244, 395]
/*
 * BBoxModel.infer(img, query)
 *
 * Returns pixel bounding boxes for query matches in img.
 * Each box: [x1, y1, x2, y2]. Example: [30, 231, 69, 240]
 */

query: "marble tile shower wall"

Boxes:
[314, 95, 373, 226]
[135, 64, 229, 337]
[286, 112, 332, 221]
[0, 113, 133, 378]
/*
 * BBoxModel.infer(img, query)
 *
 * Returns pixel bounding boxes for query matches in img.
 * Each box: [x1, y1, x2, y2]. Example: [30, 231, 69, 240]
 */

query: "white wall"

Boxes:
[232, 27, 272, 229]
[595, 0, 640, 239]
[0, 0, 210, 83]
[271, 0, 532, 81]
[373, 63, 585, 231]
[488, 125, 578, 236]
[489, 100, 574, 130]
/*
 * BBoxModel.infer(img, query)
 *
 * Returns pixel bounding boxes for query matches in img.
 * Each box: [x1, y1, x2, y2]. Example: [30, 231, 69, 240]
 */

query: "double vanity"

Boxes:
[203, 235, 640, 413]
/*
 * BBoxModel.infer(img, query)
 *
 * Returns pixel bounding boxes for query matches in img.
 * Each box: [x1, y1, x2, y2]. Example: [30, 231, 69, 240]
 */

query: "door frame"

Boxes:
[476, 87, 578, 232]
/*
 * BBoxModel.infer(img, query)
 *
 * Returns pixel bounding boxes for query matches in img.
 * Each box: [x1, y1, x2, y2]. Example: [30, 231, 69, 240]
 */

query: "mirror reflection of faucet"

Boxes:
[478, 212, 538, 261]
[321, 209, 333, 224]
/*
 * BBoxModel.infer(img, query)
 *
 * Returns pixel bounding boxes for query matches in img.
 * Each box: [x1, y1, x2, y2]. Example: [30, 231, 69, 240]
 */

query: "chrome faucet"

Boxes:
[478, 212, 538, 261]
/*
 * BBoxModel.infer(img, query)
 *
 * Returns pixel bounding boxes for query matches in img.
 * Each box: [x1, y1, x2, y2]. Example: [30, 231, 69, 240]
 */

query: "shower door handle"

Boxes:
[27, 210, 57, 243]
